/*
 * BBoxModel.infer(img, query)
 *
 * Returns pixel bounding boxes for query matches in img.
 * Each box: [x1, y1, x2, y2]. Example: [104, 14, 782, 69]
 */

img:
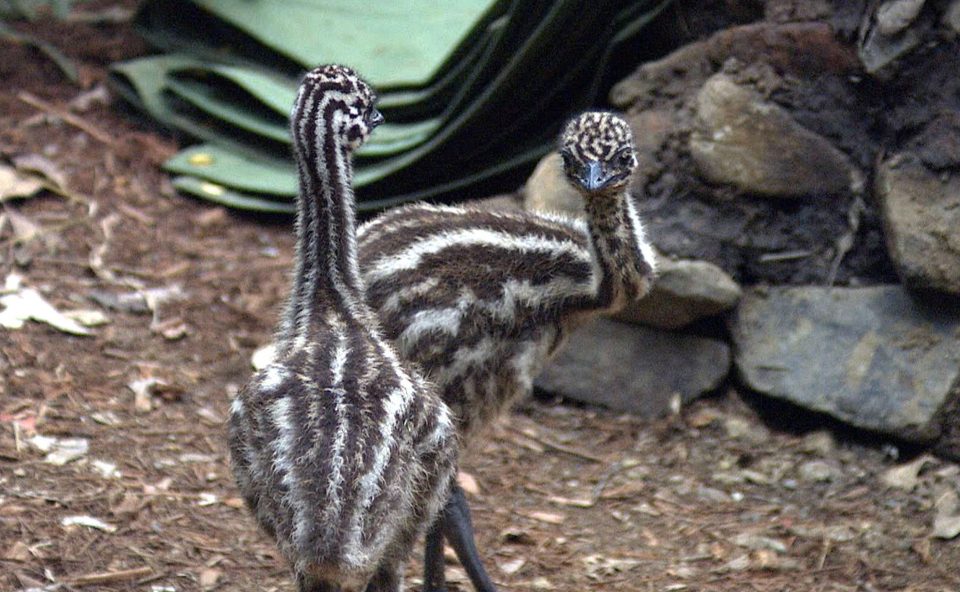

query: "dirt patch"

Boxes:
[1, 9, 959, 592]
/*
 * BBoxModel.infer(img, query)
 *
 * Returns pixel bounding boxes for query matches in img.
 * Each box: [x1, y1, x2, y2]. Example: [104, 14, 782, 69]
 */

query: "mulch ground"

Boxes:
[1, 9, 959, 592]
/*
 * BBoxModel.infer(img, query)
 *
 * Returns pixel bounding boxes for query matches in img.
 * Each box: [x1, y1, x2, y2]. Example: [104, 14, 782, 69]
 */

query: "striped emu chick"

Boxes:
[357, 112, 657, 591]
[227, 65, 458, 592]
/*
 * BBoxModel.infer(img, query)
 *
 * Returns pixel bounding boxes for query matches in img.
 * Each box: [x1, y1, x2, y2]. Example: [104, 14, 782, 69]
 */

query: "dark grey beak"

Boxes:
[369, 108, 385, 129]
[582, 161, 605, 191]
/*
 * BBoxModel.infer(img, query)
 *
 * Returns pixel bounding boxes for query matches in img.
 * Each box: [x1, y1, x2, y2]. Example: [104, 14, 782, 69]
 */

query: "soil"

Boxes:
[2, 8, 960, 592]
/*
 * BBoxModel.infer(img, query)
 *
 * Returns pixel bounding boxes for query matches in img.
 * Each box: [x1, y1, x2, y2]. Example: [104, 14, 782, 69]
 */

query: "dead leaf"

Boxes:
[13, 153, 68, 191]
[129, 377, 163, 413]
[111, 493, 146, 517]
[546, 495, 595, 508]
[457, 471, 479, 496]
[751, 549, 801, 571]
[686, 407, 721, 428]
[197, 493, 219, 507]
[196, 207, 228, 228]
[151, 317, 189, 340]
[63, 309, 110, 327]
[69, 84, 110, 112]
[143, 477, 173, 495]
[523, 511, 565, 525]
[0, 164, 43, 202]
[196, 406, 224, 425]
[61, 515, 117, 533]
[199, 567, 222, 590]
[223, 497, 246, 509]
[498, 557, 525, 575]
[881, 454, 934, 491]
[582, 554, 641, 579]
[3, 541, 30, 562]
[5, 208, 41, 243]
[0, 286, 94, 335]
[732, 532, 787, 554]
[91, 459, 121, 479]
[251, 343, 276, 370]
[28, 434, 89, 465]
[600, 482, 646, 500]
[932, 489, 960, 539]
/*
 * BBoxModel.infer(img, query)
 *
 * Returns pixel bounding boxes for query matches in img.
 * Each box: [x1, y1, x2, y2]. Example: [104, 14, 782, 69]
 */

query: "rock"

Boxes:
[797, 460, 842, 483]
[875, 0, 925, 36]
[522, 153, 583, 217]
[858, 0, 928, 74]
[880, 454, 934, 491]
[690, 74, 864, 198]
[876, 152, 960, 296]
[722, 416, 770, 445]
[947, 0, 960, 34]
[609, 23, 891, 287]
[613, 257, 741, 329]
[798, 431, 836, 456]
[732, 287, 960, 442]
[933, 488, 960, 539]
[535, 318, 730, 417]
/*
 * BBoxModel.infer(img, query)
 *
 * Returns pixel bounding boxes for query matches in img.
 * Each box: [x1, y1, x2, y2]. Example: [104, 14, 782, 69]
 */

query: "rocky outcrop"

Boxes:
[536, 318, 730, 417]
[732, 287, 960, 442]
[690, 74, 863, 198]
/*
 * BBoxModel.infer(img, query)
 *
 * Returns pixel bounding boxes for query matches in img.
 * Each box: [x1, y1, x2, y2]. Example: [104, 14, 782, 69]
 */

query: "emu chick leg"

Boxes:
[423, 483, 498, 592]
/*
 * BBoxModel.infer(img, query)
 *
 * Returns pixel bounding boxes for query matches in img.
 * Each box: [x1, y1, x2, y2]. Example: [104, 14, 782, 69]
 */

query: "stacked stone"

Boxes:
[519, 0, 960, 459]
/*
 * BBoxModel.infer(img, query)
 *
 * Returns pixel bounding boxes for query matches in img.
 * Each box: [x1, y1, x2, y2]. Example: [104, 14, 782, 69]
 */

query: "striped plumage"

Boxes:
[357, 111, 657, 591]
[227, 65, 458, 592]
[358, 111, 656, 443]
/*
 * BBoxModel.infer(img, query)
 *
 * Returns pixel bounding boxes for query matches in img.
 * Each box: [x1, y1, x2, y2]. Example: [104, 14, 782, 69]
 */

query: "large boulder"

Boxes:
[877, 137, 960, 297]
[732, 286, 960, 442]
[690, 74, 864, 198]
[609, 22, 894, 286]
[535, 318, 731, 417]
[614, 257, 742, 329]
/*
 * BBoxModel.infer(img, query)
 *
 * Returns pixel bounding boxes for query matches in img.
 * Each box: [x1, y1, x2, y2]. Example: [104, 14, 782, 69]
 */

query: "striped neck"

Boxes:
[583, 190, 654, 309]
[288, 106, 364, 335]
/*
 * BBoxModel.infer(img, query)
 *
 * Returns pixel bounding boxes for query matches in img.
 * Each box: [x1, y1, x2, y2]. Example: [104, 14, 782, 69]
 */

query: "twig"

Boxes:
[67, 566, 153, 586]
[827, 196, 864, 286]
[18, 91, 115, 145]
[511, 426, 606, 463]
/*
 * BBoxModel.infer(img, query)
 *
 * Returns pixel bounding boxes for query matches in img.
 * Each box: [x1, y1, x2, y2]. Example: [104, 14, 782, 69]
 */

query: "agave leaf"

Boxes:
[171, 175, 294, 213]
[136, 0, 499, 88]
[117, 0, 674, 211]
[165, 144, 295, 196]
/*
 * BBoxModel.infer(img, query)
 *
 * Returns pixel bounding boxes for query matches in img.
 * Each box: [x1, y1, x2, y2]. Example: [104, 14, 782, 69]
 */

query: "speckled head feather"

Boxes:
[292, 64, 384, 153]
[559, 111, 638, 194]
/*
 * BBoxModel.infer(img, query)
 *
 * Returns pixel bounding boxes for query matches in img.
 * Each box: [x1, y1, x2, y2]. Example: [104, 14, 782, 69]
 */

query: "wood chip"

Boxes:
[523, 511, 565, 525]
[546, 495, 595, 508]
[68, 566, 153, 586]
[223, 497, 246, 509]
